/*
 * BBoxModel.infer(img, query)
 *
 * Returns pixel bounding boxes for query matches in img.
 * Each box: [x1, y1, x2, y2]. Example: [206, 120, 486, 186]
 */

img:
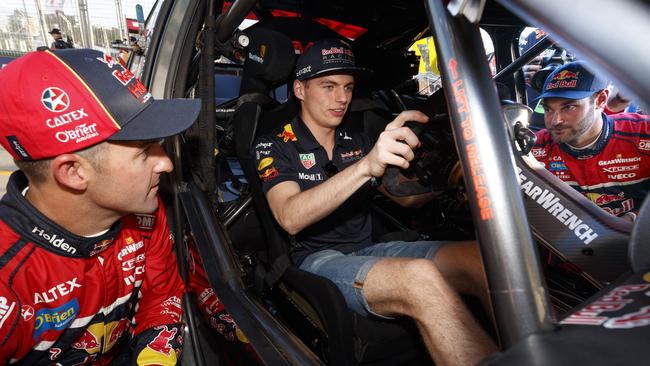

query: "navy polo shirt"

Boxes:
[253, 116, 374, 265]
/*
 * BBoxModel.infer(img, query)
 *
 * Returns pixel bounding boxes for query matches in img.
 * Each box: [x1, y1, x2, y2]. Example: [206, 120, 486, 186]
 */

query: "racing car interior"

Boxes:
[131, 0, 650, 364]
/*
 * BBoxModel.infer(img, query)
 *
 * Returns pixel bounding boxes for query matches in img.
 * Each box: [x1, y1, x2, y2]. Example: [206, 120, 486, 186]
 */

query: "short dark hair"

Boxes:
[15, 142, 107, 184]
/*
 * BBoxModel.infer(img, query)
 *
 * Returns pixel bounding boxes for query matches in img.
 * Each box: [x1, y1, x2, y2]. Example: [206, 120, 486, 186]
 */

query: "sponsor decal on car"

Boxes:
[517, 167, 598, 245]
[561, 284, 650, 327]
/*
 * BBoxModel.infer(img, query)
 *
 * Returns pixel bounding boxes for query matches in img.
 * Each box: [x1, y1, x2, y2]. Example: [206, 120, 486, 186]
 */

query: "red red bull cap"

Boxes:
[535, 61, 609, 102]
[0, 49, 200, 161]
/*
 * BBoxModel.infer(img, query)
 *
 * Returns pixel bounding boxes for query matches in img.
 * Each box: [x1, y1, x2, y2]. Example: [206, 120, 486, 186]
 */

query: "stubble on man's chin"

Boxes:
[552, 113, 596, 146]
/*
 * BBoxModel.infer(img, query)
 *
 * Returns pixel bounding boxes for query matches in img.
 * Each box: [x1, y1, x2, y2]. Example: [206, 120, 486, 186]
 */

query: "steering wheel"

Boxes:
[382, 119, 460, 197]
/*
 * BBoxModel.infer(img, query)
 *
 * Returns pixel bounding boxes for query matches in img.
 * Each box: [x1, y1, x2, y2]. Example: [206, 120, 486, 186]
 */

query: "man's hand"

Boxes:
[523, 55, 542, 87]
[361, 110, 429, 178]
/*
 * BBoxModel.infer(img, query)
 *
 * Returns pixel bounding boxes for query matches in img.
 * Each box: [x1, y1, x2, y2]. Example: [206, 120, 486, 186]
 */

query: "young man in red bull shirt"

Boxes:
[254, 39, 496, 365]
[531, 61, 650, 221]
[0, 49, 200, 364]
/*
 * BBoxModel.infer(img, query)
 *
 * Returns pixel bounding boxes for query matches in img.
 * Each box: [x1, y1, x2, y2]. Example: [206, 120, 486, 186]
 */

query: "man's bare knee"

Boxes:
[363, 258, 455, 318]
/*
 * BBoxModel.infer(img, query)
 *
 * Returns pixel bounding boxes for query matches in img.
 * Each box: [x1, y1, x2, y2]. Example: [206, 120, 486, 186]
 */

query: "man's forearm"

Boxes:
[275, 158, 372, 235]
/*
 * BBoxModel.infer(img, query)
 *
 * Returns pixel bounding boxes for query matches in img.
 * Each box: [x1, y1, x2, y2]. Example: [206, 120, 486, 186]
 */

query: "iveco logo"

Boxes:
[41, 87, 70, 113]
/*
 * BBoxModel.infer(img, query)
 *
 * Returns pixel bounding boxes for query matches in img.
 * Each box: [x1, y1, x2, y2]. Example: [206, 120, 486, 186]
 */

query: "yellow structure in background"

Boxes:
[409, 37, 440, 76]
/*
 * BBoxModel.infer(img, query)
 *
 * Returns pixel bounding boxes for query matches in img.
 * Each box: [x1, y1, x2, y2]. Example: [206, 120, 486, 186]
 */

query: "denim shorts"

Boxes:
[298, 240, 445, 319]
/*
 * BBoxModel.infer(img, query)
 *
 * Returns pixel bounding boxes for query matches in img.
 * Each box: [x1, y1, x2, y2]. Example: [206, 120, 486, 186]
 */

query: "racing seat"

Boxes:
[230, 26, 426, 365]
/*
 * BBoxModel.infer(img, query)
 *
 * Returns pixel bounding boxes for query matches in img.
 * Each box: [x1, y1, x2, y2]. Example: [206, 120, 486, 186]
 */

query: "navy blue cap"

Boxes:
[536, 61, 608, 101]
[294, 38, 371, 81]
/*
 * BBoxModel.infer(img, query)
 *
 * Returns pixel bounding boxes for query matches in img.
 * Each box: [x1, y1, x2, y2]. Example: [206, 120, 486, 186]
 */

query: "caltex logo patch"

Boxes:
[41, 87, 70, 113]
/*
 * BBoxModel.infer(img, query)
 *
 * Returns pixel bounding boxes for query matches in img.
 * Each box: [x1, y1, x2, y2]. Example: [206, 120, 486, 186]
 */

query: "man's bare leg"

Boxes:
[432, 241, 493, 319]
[363, 257, 497, 366]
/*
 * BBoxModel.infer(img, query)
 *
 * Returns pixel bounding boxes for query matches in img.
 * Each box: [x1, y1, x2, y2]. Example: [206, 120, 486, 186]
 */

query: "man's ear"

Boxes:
[51, 154, 91, 191]
[293, 79, 304, 101]
[595, 88, 610, 110]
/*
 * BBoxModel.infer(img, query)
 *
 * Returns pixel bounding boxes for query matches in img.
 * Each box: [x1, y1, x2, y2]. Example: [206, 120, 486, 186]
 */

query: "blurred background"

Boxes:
[0, 0, 156, 58]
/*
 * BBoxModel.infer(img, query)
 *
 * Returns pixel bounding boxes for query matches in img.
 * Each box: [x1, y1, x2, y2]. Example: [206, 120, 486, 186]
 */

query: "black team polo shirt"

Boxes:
[253, 115, 374, 265]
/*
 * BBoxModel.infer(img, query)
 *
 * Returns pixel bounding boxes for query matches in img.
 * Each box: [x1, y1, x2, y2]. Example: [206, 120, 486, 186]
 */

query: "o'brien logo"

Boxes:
[33, 298, 79, 340]
[32, 226, 77, 254]
[56, 123, 100, 144]
[41, 87, 70, 113]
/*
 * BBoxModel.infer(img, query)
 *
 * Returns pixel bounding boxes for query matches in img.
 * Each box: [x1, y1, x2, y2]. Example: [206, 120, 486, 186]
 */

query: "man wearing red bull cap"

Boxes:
[531, 61, 650, 221]
[0, 49, 199, 364]
[254, 39, 496, 365]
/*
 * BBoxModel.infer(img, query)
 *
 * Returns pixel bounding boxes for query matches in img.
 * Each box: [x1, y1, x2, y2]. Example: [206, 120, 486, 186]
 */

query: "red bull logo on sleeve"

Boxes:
[277, 124, 298, 142]
[136, 325, 179, 365]
[259, 167, 279, 182]
[33, 298, 79, 340]
[72, 323, 102, 354]
[72, 320, 130, 354]
[258, 157, 274, 171]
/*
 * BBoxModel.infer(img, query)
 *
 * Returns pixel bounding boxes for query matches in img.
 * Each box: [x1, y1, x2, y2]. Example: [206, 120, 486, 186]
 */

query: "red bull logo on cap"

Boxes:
[553, 70, 579, 81]
[277, 124, 297, 142]
[546, 70, 579, 90]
